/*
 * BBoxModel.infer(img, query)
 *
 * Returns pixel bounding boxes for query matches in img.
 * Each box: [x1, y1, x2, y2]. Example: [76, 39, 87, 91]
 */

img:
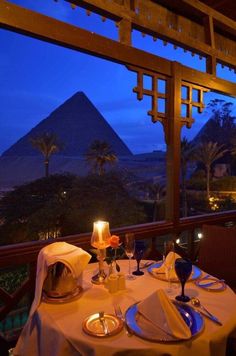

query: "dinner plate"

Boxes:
[148, 262, 201, 282]
[42, 286, 82, 303]
[195, 277, 227, 292]
[82, 313, 123, 337]
[125, 301, 204, 342]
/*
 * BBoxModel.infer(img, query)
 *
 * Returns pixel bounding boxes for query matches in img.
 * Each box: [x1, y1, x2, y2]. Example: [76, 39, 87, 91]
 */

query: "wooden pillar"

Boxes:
[119, 18, 132, 45]
[165, 62, 182, 226]
[204, 15, 216, 76]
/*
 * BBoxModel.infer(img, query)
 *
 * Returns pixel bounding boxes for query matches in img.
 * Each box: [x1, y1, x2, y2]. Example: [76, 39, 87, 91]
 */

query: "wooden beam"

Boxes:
[0, 0, 236, 96]
[0, 1, 171, 76]
[69, 0, 236, 69]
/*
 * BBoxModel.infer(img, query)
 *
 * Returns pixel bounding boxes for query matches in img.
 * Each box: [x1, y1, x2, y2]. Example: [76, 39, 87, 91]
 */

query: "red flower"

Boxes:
[109, 235, 120, 248]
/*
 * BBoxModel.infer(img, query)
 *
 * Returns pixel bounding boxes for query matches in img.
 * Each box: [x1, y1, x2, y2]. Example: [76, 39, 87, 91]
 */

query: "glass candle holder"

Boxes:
[91, 221, 111, 284]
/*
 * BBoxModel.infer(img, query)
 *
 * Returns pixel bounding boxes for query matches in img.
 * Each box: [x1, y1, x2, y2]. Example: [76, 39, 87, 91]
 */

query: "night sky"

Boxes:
[1, 0, 236, 155]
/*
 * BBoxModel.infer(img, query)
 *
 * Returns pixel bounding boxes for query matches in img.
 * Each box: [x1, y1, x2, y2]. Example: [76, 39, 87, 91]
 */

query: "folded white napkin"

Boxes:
[137, 289, 191, 340]
[30, 242, 91, 316]
[152, 251, 181, 280]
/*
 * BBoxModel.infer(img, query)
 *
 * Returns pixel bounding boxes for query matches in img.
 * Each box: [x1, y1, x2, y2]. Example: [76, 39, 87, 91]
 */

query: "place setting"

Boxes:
[194, 274, 227, 292]
[147, 242, 201, 283]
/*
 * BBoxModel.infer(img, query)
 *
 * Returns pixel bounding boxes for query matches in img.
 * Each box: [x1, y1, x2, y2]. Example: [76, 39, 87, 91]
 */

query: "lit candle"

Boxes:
[97, 221, 104, 245]
[91, 220, 111, 249]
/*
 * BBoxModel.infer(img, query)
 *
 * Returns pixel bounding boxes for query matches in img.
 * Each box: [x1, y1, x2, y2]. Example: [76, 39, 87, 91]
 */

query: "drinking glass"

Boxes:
[132, 240, 145, 276]
[175, 258, 192, 302]
[124, 233, 136, 280]
[163, 241, 175, 293]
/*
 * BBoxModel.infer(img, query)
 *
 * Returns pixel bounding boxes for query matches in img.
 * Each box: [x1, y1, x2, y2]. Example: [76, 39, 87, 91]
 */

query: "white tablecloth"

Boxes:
[14, 260, 236, 356]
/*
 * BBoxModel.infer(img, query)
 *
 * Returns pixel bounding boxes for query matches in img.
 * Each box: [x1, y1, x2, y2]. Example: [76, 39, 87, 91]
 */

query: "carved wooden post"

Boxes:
[165, 62, 182, 226]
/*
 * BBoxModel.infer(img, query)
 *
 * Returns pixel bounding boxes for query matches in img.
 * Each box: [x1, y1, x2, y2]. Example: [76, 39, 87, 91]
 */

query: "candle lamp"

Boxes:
[91, 221, 111, 284]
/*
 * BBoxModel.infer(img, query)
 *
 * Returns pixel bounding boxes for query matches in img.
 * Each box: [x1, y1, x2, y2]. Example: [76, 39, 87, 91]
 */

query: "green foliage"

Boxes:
[187, 170, 206, 190]
[61, 172, 147, 234]
[211, 176, 236, 191]
[198, 99, 236, 148]
[85, 140, 117, 175]
[0, 172, 147, 245]
[0, 265, 28, 294]
[187, 193, 210, 215]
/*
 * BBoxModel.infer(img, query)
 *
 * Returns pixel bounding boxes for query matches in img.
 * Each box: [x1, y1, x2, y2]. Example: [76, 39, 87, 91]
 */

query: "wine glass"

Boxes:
[175, 258, 192, 302]
[163, 241, 175, 293]
[124, 233, 136, 280]
[132, 240, 146, 276]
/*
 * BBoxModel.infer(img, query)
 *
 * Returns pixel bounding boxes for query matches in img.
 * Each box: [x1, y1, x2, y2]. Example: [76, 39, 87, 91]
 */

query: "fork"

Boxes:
[99, 311, 109, 335]
[114, 305, 133, 337]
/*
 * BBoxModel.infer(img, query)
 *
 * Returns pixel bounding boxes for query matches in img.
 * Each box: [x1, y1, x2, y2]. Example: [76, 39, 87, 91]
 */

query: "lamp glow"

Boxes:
[91, 220, 111, 284]
[91, 221, 111, 249]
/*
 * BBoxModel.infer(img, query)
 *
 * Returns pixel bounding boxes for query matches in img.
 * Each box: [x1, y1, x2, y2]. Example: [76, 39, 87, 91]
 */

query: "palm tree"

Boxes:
[194, 141, 228, 199]
[30, 132, 62, 178]
[148, 182, 165, 221]
[85, 140, 117, 175]
[181, 137, 195, 217]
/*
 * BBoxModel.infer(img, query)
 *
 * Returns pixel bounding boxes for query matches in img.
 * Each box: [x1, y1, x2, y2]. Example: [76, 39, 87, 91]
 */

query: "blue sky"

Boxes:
[1, 0, 236, 155]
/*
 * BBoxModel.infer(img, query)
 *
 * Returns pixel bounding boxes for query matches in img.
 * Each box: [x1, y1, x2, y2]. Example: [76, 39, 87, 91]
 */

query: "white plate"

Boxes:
[125, 301, 204, 342]
[83, 313, 123, 337]
[148, 262, 201, 282]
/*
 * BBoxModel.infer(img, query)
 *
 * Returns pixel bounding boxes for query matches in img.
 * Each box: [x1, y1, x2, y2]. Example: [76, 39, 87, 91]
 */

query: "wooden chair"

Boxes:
[197, 224, 236, 290]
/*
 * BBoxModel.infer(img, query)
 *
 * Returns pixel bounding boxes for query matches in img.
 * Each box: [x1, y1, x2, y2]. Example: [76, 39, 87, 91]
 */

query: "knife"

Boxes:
[193, 308, 222, 326]
[114, 305, 133, 336]
[98, 311, 109, 334]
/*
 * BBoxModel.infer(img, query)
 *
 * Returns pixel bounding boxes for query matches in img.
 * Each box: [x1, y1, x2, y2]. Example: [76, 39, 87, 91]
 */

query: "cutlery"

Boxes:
[199, 279, 225, 288]
[140, 261, 156, 269]
[190, 298, 222, 326]
[114, 305, 133, 336]
[98, 311, 109, 334]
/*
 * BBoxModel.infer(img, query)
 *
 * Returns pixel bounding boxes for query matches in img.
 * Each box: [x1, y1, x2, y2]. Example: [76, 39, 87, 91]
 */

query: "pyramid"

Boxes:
[2, 92, 132, 157]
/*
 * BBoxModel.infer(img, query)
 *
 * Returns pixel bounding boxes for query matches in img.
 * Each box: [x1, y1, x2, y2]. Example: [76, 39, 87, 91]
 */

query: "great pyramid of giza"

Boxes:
[2, 91, 132, 157]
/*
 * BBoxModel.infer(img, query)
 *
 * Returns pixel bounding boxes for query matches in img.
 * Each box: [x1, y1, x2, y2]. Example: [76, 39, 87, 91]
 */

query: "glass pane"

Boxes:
[181, 86, 188, 100]
[157, 98, 166, 114]
[192, 89, 199, 102]
[158, 79, 166, 94]
[181, 91, 236, 218]
[143, 75, 152, 90]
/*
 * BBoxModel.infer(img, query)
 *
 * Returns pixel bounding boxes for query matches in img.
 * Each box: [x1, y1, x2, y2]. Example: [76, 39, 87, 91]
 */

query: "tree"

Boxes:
[148, 182, 165, 221]
[194, 99, 236, 148]
[85, 140, 117, 175]
[194, 141, 228, 199]
[181, 137, 195, 216]
[0, 173, 147, 245]
[30, 132, 62, 177]
[0, 174, 77, 244]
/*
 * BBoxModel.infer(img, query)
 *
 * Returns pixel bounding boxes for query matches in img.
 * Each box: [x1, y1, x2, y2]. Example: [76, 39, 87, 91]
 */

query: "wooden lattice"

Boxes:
[127, 65, 170, 141]
[181, 82, 209, 128]
[128, 66, 209, 142]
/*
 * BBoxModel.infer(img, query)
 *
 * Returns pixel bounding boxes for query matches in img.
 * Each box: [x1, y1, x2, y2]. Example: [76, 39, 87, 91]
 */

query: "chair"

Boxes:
[197, 224, 236, 290]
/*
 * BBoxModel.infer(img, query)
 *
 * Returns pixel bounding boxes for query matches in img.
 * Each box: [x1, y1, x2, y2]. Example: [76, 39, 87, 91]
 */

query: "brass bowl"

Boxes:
[43, 262, 77, 298]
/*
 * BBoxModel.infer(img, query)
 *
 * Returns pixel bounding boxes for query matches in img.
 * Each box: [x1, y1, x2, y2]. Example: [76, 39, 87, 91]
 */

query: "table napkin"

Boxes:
[152, 251, 181, 279]
[30, 242, 91, 316]
[137, 289, 191, 340]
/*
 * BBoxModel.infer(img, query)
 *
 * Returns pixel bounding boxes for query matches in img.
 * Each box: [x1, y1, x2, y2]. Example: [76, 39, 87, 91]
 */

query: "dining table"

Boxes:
[13, 259, 236, 356]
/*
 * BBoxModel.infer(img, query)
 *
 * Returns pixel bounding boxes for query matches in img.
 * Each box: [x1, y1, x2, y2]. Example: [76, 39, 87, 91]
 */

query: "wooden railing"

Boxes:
[0, 209, 236, 341]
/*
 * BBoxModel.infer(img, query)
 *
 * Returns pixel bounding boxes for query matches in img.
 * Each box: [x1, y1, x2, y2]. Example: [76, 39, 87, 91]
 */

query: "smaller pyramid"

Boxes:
[2, 92, 132, 157]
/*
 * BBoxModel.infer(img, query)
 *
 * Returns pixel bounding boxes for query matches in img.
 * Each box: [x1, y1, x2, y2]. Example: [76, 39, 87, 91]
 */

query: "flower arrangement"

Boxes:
[105, 235, 125, 272]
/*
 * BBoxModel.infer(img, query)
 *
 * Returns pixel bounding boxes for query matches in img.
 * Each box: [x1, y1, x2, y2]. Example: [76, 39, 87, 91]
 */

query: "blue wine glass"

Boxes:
[175, 258, 192, 302]
[132, 240, 145, 276]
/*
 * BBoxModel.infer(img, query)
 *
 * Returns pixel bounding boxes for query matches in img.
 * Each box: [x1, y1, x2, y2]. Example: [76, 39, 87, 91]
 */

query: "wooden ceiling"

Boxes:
[200, 0, 236, 21]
